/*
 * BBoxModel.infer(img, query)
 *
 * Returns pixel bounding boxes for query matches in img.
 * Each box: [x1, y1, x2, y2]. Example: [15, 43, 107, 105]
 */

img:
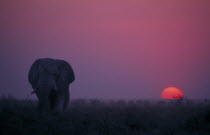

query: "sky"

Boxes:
[0, 0, 210, 99]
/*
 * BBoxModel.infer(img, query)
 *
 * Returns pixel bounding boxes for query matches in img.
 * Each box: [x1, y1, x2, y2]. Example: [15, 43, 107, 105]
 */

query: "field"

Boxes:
[0, 97, 210, 135]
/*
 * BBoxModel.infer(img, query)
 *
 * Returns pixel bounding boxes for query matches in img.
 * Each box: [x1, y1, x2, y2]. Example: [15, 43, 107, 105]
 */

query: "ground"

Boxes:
[0, 96, 210, 135]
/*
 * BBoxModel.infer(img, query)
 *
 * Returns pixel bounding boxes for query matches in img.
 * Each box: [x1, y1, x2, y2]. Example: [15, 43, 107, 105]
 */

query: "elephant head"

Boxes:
[28, 58, 75, 113]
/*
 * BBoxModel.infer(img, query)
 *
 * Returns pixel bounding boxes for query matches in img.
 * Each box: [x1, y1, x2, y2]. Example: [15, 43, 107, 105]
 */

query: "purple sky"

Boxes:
[0, 0, 210, 99]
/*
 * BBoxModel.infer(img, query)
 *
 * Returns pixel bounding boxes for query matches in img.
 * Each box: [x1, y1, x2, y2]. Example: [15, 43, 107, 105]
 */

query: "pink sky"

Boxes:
[0, 0, 210, 99]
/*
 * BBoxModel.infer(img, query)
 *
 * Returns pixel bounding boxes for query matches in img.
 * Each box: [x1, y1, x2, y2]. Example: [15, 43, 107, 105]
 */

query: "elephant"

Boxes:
[28, 58, 75, 113]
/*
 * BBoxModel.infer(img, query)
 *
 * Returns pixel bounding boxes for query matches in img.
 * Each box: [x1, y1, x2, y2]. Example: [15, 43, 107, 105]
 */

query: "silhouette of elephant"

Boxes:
[28, 58, 75, 113]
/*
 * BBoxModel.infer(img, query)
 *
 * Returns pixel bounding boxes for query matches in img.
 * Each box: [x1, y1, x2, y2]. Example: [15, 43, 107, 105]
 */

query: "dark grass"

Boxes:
[0, 96, 210, 135]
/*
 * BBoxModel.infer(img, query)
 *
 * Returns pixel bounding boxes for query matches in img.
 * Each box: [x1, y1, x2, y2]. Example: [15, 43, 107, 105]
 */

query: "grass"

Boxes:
[0, 96, 210, 135]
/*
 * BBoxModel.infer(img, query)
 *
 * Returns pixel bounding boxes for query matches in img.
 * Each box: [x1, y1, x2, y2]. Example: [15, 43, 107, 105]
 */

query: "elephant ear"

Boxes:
[28, 59, 41, 89]
[28, 58, 58, 89]
[56, 60, 75, 86]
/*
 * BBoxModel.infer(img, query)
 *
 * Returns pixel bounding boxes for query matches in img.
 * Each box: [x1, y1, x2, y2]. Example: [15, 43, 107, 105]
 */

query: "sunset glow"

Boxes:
[0, 0, 210, 99]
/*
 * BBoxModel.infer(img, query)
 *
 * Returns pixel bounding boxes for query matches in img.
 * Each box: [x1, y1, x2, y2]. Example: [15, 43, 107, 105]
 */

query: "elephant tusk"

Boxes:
[31, 90, 37, 94]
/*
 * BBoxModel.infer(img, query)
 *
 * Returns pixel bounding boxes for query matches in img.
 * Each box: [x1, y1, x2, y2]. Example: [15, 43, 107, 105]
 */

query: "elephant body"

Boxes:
[28, 58, 75, 113]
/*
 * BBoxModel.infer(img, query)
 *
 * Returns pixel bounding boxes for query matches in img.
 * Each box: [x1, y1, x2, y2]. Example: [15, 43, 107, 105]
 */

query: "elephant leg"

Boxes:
[63, 89, 69, 111]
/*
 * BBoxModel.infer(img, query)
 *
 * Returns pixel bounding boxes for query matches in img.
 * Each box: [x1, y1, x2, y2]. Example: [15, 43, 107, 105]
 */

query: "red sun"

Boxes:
[161, 87, 183, 99]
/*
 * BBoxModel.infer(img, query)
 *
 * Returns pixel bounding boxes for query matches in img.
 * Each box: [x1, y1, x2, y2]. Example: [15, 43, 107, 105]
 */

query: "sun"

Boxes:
[161, 87, 183, 99]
